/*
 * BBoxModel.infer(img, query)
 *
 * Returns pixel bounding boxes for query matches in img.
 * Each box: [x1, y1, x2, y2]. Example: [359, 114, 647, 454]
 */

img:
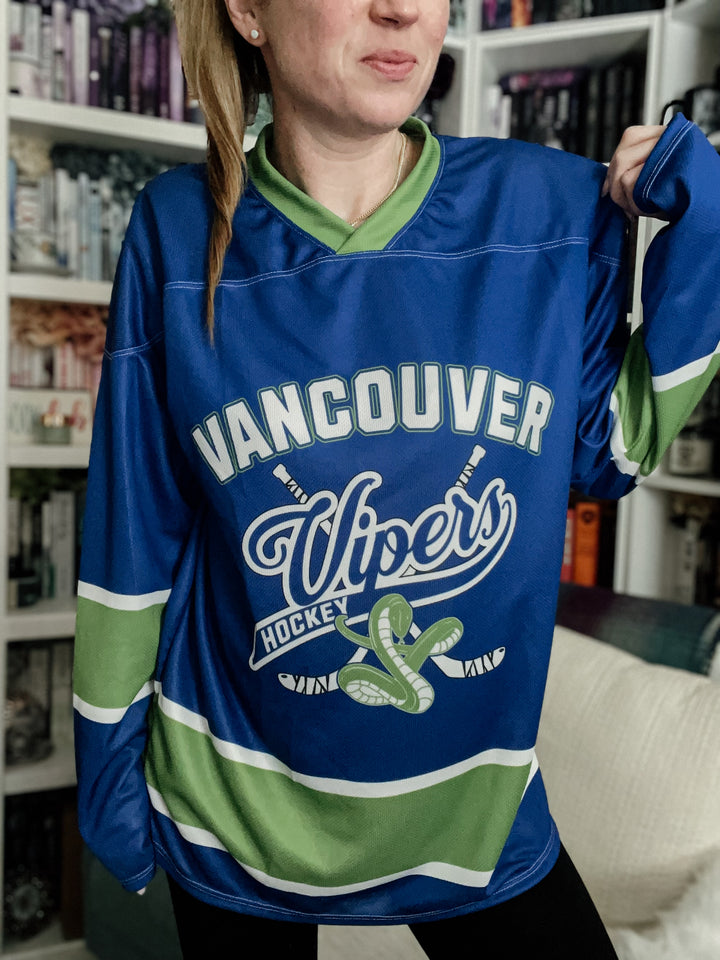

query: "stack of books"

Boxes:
[9, 138, 169, 280]
[7, 0, 199, 122]
[487, 53, 646, 161]
[482, 0, 665, 30]
[7, 469, 87, 609]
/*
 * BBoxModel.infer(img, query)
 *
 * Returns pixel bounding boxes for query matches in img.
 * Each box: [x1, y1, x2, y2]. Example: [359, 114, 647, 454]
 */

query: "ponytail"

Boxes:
[173, 0, 270, 340]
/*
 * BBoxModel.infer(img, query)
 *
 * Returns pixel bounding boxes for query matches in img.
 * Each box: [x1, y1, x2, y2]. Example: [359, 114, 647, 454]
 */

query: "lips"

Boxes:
[362, 50, 417, 81]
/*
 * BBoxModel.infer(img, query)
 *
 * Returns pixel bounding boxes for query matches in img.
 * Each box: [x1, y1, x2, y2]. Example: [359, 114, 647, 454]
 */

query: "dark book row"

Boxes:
[8, 0, 201, 123]
[667, 494, 720, 609]
[482, 0, 664, 30]
[495, 52, 646, 162]
[9, 141, 169, 281]
[7, 470, 87, 610]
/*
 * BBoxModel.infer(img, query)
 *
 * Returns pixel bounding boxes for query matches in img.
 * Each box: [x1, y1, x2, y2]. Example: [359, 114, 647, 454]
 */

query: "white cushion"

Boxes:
[537, 626, 720, 928]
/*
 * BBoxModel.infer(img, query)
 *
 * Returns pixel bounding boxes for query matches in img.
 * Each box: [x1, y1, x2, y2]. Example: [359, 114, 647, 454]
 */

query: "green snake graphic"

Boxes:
[335, 594, 463, 714]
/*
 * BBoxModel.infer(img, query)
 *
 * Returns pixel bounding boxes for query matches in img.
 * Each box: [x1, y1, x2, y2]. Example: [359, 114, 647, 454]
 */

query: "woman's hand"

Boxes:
[601, 125, 668, 219]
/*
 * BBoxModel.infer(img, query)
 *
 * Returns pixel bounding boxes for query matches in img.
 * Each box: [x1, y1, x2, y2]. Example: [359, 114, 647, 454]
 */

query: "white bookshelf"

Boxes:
[0, 4, 207, 953]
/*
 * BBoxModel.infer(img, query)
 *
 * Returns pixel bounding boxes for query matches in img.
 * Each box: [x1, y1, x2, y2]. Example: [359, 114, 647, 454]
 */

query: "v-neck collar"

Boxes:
[246, 117, 440, 253]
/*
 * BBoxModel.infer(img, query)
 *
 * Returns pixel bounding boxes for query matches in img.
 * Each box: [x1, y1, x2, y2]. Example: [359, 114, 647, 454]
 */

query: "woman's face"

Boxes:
[232, 0, 449, 136]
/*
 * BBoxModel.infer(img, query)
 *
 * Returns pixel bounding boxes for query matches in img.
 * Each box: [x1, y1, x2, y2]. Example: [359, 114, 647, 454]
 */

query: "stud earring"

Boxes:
[250, 28, 259, 39]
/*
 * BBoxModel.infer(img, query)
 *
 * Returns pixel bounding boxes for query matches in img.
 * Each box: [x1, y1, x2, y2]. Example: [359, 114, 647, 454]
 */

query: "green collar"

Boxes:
[246, 117, 440, 253]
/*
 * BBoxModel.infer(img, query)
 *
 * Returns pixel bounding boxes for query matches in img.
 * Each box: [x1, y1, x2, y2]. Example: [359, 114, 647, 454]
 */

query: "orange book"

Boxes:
[573, 501, 602, 586]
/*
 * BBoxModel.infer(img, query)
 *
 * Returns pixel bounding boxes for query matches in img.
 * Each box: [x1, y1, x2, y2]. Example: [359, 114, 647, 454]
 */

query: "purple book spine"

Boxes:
[128, 23, 142, 113]
[158, 28, 169, 119]
[111, 24, 128, 111]
[141, 20, 158, 115]
[98, 24, 111, 109]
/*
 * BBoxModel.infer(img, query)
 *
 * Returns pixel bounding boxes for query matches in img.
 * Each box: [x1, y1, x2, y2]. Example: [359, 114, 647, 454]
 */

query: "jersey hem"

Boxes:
[153, 824, 560, 924]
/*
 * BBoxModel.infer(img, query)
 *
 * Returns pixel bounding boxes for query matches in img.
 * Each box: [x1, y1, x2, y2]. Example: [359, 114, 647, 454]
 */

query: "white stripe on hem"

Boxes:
[651, 345, 720, 394]
[155, 685, 536, 798]
[77, 581, 171, 611]
[147, 785, 496, 894]
[73, 681, 156, 723]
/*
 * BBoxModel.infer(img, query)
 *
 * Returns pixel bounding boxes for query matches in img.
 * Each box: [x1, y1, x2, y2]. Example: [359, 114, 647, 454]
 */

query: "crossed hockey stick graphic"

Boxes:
[271, 446, 506, 699]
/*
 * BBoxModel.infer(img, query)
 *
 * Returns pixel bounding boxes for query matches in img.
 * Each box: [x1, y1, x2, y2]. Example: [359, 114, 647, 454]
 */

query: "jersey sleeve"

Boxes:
[572, 113, 720, 498]
[73, 191, 195, 891]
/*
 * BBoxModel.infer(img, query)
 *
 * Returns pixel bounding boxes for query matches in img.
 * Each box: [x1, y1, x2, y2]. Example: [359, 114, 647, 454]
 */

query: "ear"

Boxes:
[223, 0, 264, 45]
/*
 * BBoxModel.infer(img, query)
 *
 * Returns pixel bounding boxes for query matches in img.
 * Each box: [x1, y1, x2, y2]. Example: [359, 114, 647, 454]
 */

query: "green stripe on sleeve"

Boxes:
[145, 709, 530, 886]
[612, 329, 720, 477]
[74, 596, 165, 709]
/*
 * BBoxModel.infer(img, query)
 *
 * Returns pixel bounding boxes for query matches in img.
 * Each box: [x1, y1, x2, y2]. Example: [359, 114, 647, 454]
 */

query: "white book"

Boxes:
[51, 0, 67, 101]
[70, 1, 89, 105]
[67, 175, 78, 276]
[9, 1, 24, 95]
[169, 21, 185, 122]
[40, 3, 54, 98]
[20, 0, 42, 96]
[499, 95, 512, 140]
[88, 179, 103, 281]
[77, 171, 90, 280]
[54, 166, 71, 270]
[50, 490, 76, 599]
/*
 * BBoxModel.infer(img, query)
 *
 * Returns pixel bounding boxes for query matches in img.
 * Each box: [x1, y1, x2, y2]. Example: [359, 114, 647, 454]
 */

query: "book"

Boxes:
[51, 0, 67, 101]
[50, 490, 75, 599]
[169, 20, 184, 121]
[560, 506, 575, 582]
[88, 8, 101, 106]
[572, 500, 602, 586]
[111, 20, 129, 111]
[70, 0, 90, 105]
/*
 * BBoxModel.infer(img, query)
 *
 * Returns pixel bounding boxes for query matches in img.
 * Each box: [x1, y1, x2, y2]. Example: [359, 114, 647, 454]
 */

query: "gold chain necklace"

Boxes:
[349, 133, 408, 229]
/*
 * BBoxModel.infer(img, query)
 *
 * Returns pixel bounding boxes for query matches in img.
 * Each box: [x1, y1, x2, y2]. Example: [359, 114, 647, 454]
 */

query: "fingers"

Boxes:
[601, 125, 667, 220]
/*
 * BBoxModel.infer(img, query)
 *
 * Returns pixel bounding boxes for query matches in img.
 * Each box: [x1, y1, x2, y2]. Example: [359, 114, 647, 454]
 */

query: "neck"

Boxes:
[267, 115, 416, 226]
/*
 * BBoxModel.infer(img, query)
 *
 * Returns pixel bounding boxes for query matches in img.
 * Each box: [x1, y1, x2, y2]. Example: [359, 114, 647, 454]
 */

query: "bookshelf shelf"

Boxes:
[643, 471, 720, 498]
[8, 95, 207, 163]
[5, 600, 77, 642]
[6, 446, 90, 469]
[476, 10, 661, 48]
[8, 275, 112, 306]
[3, 740, 76, 797]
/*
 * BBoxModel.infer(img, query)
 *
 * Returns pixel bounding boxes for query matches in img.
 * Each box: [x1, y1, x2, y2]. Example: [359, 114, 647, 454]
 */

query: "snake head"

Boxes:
[383, 594, 414, 640]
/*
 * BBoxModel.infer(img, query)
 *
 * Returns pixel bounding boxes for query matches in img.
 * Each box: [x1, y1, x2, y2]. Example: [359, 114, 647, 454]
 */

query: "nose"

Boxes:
[370, 0, 420, 27]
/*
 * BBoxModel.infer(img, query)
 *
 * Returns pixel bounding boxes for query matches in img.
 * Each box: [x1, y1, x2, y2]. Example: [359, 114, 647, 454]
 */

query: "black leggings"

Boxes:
[167, 846, 618, 959]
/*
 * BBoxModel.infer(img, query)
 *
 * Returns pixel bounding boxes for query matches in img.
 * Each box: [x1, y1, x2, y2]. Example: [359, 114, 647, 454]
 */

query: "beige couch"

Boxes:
[538, 623, 720, 958]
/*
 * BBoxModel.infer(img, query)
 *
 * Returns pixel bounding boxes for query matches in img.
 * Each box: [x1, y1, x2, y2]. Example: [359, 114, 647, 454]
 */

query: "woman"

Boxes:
[72, 0, 720, 957]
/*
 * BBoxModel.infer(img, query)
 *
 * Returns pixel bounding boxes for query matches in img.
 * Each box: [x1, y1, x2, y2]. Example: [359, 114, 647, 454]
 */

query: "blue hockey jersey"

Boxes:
[74, 114, 720, 921]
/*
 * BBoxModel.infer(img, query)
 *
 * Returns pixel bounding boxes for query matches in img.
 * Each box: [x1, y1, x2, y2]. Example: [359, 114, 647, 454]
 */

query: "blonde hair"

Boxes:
[173, 0, 270, 339]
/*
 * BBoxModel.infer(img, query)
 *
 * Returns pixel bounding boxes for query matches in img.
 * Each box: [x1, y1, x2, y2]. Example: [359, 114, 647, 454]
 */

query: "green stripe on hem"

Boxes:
[74, 596, 164, 708]
[246, 117, 440, 254]
[613, 330, 720, 477]
[145, 707, 530, 887]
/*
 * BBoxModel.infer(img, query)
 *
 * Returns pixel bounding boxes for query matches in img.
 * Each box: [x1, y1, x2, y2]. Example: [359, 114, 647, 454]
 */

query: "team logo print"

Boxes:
[243, 445, 515, 709]
[335, 593, 463, 714]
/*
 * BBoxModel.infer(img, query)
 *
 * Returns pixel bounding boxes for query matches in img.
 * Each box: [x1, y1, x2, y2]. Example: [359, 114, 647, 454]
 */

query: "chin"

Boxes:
[351, 94, 423, 132]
